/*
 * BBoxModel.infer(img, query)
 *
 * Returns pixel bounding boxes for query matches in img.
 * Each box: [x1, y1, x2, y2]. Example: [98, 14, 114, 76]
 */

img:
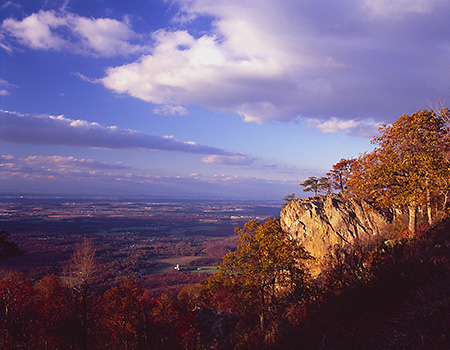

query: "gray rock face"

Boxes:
[280, 194, 391, 260]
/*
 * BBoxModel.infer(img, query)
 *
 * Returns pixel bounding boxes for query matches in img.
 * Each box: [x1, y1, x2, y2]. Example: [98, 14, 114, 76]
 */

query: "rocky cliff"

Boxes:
[280, 194, 392, 261]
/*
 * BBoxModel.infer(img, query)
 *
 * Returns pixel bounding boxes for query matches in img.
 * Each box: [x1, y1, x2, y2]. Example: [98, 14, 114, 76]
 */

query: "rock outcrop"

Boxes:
[280, 194, 392, 261]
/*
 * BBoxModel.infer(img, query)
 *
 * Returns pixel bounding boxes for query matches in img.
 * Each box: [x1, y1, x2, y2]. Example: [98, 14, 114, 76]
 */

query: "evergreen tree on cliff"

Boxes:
[300, 176, 329, 196]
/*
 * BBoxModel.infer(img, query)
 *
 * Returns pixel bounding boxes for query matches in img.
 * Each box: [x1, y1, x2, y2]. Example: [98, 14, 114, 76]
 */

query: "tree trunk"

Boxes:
[443, 191, 449, 212]
[408, 204, 416, 236]
[259, 285, 266, 333]
[426, 180, 432, 225]
[81, 292, 88, 350]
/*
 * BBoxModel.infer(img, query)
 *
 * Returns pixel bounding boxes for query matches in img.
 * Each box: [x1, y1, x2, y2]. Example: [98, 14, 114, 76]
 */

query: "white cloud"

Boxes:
[3, 1, 450, 125]
[0, 109, 233, 155]
[0, 78, 18, 95]
[306, 117, 381, 137]
[306, 118, 360, 133]
[201, 154, 255, 166]
[1, 10, 146, 57]
[1, 154, 127, 170]
[2, 11, 67, 50]
[71, 72, 101, 84]
[153, 104, 189, 116]
[100, 0, 450, 124]
[0, 154, 296, 198]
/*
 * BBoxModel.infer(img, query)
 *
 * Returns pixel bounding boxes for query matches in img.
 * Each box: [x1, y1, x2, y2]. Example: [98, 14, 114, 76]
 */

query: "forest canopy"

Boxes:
[346, 108, 450, 234]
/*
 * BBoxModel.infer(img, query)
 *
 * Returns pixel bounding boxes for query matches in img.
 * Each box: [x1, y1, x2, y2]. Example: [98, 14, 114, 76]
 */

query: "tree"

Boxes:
[318, 176, 331, 194]
[35, 275, 75, 349]
[100, 280, 149, 350]
[0, 230, 23, 260]
[283, 193, 295, 206]
[216, 218, 311, 332]
[0, 273, 37, 349]
[300, 176, 329, 196]
[64, 238, 98, 350]
[151, 294, 182, 349]
[347, 109, 450, 235]
[327, 158, 356, 193]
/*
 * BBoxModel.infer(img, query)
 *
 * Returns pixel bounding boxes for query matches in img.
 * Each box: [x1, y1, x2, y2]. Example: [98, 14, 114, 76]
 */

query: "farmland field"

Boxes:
[0, 194, 281, 293]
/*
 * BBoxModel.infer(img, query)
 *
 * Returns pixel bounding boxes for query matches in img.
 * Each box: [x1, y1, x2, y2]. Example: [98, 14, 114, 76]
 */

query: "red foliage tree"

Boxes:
[327, 158, 356, 193]
[0, 273, 37, 349]
[34, 275, 76, 350]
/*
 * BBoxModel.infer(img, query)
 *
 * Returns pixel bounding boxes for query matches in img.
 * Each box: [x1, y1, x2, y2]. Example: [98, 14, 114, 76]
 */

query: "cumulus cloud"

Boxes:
[0, 10, 146, 57]
[3, 2, 449, 125]
[100, 0, 450, 124]
[0, 110, 232, 155]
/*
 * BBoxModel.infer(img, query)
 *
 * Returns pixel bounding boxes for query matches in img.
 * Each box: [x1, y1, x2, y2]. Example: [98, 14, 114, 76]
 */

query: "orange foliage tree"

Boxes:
[347, 109, 450, 235]
[214, 218, 311, 333]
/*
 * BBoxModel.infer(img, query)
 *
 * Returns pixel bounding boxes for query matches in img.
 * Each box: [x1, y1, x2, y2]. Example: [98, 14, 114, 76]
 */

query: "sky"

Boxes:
[0, 0, 449, 200]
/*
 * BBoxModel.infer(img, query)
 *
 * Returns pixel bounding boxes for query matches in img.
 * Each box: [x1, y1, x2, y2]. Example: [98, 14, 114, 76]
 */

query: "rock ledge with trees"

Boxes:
[280, 193, 391, 269]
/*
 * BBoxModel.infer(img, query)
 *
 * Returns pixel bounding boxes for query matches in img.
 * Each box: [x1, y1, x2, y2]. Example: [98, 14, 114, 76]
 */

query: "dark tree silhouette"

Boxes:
[0, 230, 23, 260]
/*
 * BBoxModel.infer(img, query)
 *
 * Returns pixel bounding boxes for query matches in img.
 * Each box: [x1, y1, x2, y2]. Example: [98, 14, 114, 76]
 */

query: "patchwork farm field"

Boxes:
[0, 195, 280, 293]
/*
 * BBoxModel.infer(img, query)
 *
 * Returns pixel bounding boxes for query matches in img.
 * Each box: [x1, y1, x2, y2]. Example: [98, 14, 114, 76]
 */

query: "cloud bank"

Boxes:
[2, 1, 449, 128]
[0, 154, 295, 199]
[100, 0, 450, 124]
[0, 110, 232, 155]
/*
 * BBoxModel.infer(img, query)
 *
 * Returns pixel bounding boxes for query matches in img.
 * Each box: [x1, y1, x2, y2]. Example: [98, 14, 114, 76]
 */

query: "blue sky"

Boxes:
[1, 0, 449, 199]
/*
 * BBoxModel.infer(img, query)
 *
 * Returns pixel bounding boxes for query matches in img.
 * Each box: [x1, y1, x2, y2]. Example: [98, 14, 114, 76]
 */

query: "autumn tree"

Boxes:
[327, 158, 356, 193]
[100, 280, 149, 350]
[436, 107, 450, 212]
[35, 275, 75, 349]
[64, 238, 99, 350]
[216, 218, 311, 332]
[151, 294, 183, 349]
[0, 273, 37, 349]
[347, 109, 450, 235]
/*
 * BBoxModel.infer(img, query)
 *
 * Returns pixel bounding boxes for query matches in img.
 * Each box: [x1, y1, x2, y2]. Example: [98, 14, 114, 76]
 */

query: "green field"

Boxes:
[146, 256, 217, 274]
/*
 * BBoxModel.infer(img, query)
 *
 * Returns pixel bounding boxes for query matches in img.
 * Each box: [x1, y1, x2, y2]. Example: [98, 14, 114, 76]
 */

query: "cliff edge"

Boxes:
[280, 194, 392, 260]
